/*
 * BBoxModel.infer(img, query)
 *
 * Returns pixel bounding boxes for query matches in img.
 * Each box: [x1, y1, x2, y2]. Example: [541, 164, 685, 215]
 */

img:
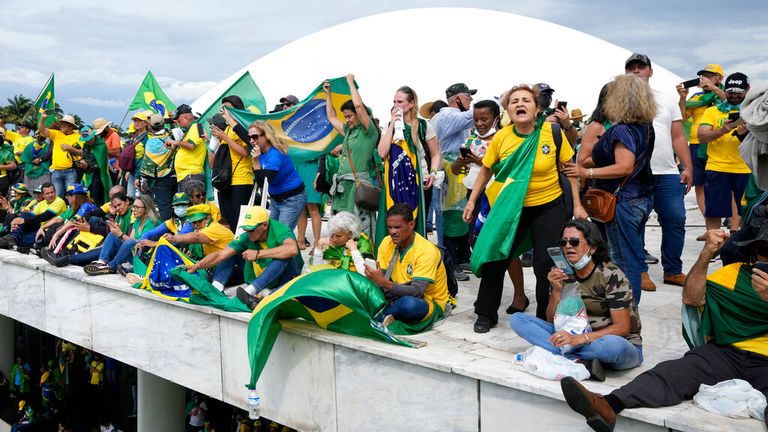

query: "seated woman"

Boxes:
[37, 184, 97, 248]
[308, 211, 373, 276]
[83, 194, 160, 276]
[509, 219, 643, 380]
[0, 183, 34, 225]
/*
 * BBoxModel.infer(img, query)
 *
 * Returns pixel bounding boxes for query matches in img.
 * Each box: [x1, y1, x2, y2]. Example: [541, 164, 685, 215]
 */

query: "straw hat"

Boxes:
[60, 115, 77, 126]
[92, 117, 112, 134]
[570, 109, 585, 120]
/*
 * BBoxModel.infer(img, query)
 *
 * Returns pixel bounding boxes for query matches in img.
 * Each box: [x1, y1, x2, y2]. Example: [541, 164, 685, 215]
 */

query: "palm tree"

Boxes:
[1, 94, 33, 125]
[68, 113, 84, 128]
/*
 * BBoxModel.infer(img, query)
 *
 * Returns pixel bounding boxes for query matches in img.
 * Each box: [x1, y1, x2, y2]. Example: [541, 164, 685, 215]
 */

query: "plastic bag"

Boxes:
[693, 379, 767, 420]
[513, 346, 590, 381]
[553, 283, 592, 354]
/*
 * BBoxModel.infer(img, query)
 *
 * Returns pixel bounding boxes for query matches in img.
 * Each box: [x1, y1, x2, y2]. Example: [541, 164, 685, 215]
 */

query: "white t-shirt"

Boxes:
[189, 401, 208, 427]
[650, 88, 684, 175]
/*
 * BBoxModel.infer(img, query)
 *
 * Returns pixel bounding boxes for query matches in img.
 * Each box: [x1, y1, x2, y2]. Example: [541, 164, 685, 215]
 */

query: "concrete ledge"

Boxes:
[0, 250, 763, 432]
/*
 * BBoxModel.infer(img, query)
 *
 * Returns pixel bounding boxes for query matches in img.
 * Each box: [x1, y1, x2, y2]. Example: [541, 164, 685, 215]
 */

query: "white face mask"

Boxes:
[476, 127, 497, 139]
[100, 425, 115, 432]
[174, 205, 188, 218]
[572, 250, 593, 270]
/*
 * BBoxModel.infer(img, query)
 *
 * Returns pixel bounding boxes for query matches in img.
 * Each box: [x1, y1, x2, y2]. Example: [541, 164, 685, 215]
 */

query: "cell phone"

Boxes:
[728, 112, 740, 122]
[682, 78, 701, 89]
[364, 258, 377, 269]
[459, 147, 474, 159]
[547, 247, 574, 276]
[753, 262, 768, 273]
[556, 101, 568, 111]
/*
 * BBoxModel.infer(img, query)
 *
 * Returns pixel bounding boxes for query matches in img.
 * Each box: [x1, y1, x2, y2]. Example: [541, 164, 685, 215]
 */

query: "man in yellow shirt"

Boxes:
[697, 72, 751, 233]
[3, 121, 35, 163]
[561, 229, 768, 431]
[365, 203, 449, 326]
[0, 181, 66, 250]
[163, 204, 234, 291]
[38, 114, 83, 198]
[168, 104, 208, 193]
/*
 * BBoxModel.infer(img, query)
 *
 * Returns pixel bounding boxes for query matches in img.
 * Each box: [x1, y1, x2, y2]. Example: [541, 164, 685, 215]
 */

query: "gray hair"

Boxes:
[328, 211, 361, 237]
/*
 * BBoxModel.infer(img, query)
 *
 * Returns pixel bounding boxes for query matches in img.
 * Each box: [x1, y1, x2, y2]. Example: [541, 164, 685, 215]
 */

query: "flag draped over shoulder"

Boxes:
[228, 77, 353, 164]
[199, 71, 266, 135]
[33, 74, 56, 127]
[375, 122, 426, 249]
[136, 238, 250, 312]
[700, 263, 768, 344]
[247, 269, 413, 389]
[470, 127, 539, 276]
[82, 136, 113, 203]
[128, 71, 177, 118]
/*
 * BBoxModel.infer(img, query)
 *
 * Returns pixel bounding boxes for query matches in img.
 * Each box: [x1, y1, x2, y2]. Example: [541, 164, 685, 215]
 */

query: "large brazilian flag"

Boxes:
[228, 76, 353, 164]
[246, 269, 415, 389]
[469, 125, 539, 276]
[128, 70, 177, 118]
[33, 73, 56, 127]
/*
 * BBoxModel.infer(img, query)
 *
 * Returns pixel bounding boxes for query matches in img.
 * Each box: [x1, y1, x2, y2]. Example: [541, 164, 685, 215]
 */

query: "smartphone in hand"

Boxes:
[682, 78, 701, 89]
[547, 247, 574, 276]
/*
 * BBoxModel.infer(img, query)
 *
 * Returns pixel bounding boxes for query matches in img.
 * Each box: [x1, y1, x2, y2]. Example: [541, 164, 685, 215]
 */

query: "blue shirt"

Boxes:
[592, 123, 654, 201]
[431, 107, 474, 156]
[259, 147, 303, 195]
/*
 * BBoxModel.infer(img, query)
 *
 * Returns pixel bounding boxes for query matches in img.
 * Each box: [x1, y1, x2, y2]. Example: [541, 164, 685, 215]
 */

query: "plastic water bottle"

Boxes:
[247, 389, 260, 419]
[393, 107, 405, 141]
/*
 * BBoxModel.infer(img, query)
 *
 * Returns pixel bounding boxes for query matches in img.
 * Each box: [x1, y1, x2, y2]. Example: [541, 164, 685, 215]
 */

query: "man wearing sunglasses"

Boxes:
[561, 227, 768, 431]
[187, 206, 302, 309]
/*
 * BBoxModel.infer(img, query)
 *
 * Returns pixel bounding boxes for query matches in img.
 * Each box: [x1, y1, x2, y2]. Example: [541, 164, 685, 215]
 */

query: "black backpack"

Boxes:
[211, 143, 240, 191]
[437, 245, 458, 298]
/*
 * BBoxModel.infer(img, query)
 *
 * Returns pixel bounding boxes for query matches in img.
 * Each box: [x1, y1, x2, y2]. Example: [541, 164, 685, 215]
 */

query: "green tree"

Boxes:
[1, 94, 33, 125]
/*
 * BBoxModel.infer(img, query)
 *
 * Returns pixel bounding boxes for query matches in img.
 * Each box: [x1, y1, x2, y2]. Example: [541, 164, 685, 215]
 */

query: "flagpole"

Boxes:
[20, 73, 53, 124]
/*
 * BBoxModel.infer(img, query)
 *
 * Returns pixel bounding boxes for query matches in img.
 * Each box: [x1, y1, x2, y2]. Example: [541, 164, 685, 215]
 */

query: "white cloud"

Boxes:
[69, 97, 127, 108]
[0, 69, 51, 86]
[160, 79, 218, 103]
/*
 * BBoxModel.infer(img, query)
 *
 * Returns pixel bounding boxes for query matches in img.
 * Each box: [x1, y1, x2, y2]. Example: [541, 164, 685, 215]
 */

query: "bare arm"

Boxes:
[346, 74, 371, 132]
[38, 114, 51, 138]
[462, 165, 493, 223]
[426, 136, 440, 173]
[698, 122, 736, 144]
[671, 120, 693, 193]
[578, 122, 605, 168]
[324, 80, 344, 134]
[258, 238, 299, 260]
[378, 121, 394, 159]
[683, 230, 728, 306]
[168, 231, 213, 245]
[194, 247, 238, 270]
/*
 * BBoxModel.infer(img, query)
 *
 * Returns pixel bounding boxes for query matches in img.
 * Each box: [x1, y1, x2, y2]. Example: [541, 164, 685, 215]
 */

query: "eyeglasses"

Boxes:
[192, 194, 204, 199]
[249, 133, 264, 141]
[558, 237, 581, 247]
[132, 205, 145, 210]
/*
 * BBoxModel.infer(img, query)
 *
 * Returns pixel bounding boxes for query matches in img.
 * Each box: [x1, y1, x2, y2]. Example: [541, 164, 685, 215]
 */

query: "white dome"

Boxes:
[192, 7, 683, 118]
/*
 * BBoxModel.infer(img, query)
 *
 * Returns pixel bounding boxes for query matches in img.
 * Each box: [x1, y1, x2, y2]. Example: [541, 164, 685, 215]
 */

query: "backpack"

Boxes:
[437, 244, 458, 298]
[211, 142, 235, 191]
[118, 132, 147, 172]
[315, 154, 333, 194]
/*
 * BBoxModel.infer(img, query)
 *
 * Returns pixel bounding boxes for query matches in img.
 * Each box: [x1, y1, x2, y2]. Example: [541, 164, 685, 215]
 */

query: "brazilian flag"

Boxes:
[228, 76, 354, 164]
[247, 269, 415, 389]
[198, 70, 266, 135]
[469, 126, 540, 276]
[128, 70, 177, 118]
[33, 73, 56, 127]
[136, 238, 249, 312]
[701, 263, 768, 344]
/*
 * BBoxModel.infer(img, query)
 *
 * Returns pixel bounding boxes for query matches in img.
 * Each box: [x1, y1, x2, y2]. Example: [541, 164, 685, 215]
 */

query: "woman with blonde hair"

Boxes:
[249, 120, 306, 229]
[376, 85, 440, 245]
[563, 74, 656, 303]
[463, 84, 586, 333]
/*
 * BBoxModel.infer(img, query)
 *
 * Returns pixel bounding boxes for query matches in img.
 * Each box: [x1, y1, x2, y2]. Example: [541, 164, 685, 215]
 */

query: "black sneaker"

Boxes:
[583, 358, 606, 382]
[117, 263, 134, 277]
[40, 248, 70, 267]
[454, 269, 469, 282]
[236, 287, 260, 311]
[643, 250, 659, 264]
[473, 316, 495, 333]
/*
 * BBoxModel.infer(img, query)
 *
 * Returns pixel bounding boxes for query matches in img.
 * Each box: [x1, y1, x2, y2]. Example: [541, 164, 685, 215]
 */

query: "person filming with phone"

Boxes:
[510, 219, 643, 381]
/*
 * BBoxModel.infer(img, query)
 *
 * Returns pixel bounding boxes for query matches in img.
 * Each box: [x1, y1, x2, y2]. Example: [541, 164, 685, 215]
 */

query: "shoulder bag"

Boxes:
[346, 143, 382, 211]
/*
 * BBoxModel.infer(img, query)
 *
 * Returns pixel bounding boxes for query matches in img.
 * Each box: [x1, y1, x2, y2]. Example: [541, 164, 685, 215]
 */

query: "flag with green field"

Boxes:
[33, 74, 56, 127]
[198, 70, 266, 135]
[128, 70, 177, 118]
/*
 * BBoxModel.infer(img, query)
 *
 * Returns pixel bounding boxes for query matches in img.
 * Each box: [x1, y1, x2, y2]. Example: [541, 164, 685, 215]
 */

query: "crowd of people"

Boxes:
[1, 53, 767, 430]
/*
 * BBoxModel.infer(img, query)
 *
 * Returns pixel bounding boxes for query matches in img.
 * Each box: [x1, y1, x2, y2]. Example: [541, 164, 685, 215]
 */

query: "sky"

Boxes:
[1, 0, 766, 125]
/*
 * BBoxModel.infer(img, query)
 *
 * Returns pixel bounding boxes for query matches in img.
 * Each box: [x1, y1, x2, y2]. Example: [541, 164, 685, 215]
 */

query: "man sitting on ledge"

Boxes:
[0, 182, 66, 250]
[560, 228, 768, 431]
[365, 203, 449, 327]
[187, 206, 302, 310]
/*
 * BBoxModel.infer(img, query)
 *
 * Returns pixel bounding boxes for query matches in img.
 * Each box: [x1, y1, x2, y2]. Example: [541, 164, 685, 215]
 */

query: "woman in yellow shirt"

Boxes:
[463, 84, 585, 332]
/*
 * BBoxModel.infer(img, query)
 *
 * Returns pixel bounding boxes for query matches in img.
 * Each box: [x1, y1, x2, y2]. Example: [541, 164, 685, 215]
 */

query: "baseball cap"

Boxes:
[534, 83, 555, 93]
[625, 53, 652, 69]
[33, 185, 43, 194]
[697, 64, 724, 77]
[131, 111, 152, 122]
[79, 126, 96, 142]
[173, 104, 199, 120]
[240, 206, 269, 231]
[445, 83, 477, 99]
[724, 72, 749, 93]
[279, 95, 299, 105]
[172, 192, 191, 206]
[65, 183, 88, 196]
[185, 204, 211, 223]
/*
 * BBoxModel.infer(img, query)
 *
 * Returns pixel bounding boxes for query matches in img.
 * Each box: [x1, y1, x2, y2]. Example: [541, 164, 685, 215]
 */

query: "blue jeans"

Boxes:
[51, 168, 77, 198]
[98, 233, 137, 271]
[430, 186, 443, 247]
[126, 172, 136, 198]
[644, 174, 686, 275]
[212, 255, 236, 286]
[384, 296, 430, 323]
[69, 247, 102, 266]
[606, 197, 652, 303]
[270, 192, 306, 230]
[147, 176, 177, 220]
[249, 257, 300, 293]
[509, 313, 643, 370]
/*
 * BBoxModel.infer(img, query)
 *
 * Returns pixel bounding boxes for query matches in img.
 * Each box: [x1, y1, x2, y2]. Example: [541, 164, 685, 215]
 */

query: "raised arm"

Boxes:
[346, 74, 371, 132]
[324, 80, 344, 134]
[683, 229, 728, 306]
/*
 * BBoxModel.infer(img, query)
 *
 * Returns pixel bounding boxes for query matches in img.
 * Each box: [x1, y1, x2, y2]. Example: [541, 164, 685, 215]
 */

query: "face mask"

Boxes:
[572, 250, 593, 270]
[477, 127, 497, 139]
[100, 426, 115, 432]
[174, 205, 188, 218]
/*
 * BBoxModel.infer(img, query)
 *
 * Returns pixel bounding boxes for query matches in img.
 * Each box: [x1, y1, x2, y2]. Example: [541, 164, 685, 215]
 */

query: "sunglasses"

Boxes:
[249, 133, 264, 140]
[558, 237, 581, 247]
[192, 194, 204, 199]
